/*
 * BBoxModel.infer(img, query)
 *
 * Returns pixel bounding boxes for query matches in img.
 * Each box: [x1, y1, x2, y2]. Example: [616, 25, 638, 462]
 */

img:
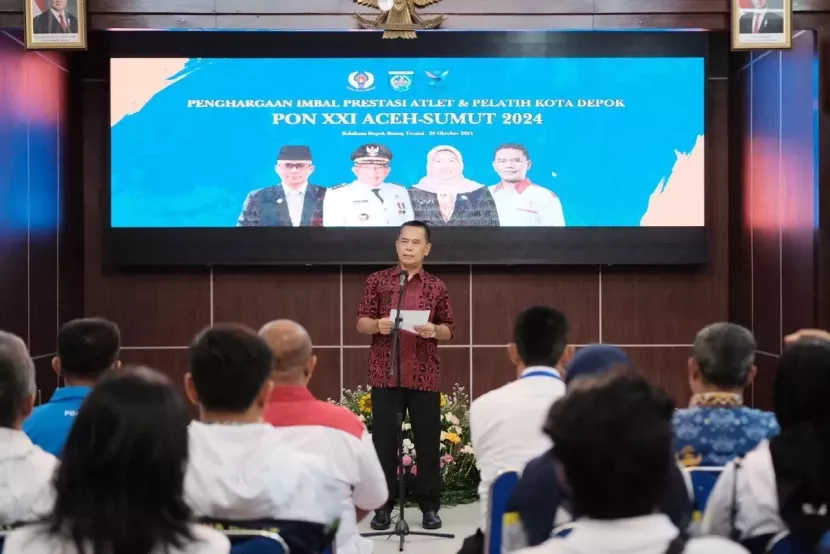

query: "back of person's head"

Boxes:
[544, 368, 676, 520]
[51, 366, 192, 554]
[55, 318, 121, 382]
[564, 344, 631, 387]
[0, 331, 35, 429]
[769, 338, 830, 545]
[510, 306, 570, 369]
[258, 319, 316, 385]
[187, 323, 274, 413]
[689, 322, 756, 391]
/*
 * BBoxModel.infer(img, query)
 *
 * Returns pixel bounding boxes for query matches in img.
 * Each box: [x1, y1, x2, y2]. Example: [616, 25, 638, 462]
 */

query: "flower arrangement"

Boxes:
[332, 383, 480, 506]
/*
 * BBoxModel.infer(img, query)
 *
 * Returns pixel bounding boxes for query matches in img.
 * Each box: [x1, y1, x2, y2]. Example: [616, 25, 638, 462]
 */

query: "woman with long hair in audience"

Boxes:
[5, 366, 229, 554]
[703, 336, 830, 553]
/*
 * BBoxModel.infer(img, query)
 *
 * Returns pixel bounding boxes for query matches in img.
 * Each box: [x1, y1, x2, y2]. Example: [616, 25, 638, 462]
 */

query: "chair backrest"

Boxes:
[764, 531, 812, 554]
[818, 528, 830, 554]
[550, 522, 577, 538]
[223, 530, 289, 554]
[485, 470, 519, 554]
[687, 466, 723, 513]
[202, 518, 336, 554]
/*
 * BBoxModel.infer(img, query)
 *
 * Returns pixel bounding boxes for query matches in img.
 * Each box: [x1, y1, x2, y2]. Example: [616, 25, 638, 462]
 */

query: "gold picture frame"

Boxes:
[24, 0, 87, 50]
[731, 0, 792, 50]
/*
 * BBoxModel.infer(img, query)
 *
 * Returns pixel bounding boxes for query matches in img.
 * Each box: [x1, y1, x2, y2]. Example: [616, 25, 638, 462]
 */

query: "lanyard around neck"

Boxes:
[520, 370, 562, 381]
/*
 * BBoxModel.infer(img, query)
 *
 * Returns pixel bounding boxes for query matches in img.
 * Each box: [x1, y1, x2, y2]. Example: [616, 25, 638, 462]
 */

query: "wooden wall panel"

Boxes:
[0, 31, 68, 405]
[729, 32, 818, 407]
[471, 267, 600, 346]
[213, 266, 341, 345]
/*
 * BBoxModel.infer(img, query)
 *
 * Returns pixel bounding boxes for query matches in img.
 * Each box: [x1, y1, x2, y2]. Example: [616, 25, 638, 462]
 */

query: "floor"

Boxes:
[358, 502, 480, 554]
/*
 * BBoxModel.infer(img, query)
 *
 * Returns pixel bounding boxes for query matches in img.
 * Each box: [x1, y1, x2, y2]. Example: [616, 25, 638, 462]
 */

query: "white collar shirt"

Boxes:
[489, 182, 566, 227]
[470, 366, 566, 530]
[702, 440, 786, 541]
[0, 428, 57, 525]
[322, 181, 413, 227]
[515, 514, 748, 554]
[281, 182, 307, 227]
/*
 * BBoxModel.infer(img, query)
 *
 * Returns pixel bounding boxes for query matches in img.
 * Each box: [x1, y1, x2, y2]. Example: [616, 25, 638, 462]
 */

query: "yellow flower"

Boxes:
[358, 395, 372, 414]
[440, 394, 447, 407]
[445, 432, 461, 444]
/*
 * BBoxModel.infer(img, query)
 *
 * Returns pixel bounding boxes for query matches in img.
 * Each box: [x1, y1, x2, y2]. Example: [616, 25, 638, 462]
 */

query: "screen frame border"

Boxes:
[104, 30, 710, 267]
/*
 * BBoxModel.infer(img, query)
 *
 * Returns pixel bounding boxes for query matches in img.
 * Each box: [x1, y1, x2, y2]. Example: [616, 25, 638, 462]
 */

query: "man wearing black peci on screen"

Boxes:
[356, 220, 454, 531]
[237, 145, 326, 227]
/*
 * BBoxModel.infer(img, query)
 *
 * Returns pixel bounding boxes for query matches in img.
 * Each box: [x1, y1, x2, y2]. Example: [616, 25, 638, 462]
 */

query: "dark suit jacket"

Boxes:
[409, 187, 499, 227]
[237, 184, 325, 227]
[507, 449, 693, 546]
[32, 10, 78, 34]
[739, 12, 783, 33]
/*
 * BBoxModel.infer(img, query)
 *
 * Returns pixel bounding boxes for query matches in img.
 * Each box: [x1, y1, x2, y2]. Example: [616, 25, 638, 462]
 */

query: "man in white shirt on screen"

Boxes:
[260, 319, 388, 554]
[323, 143, 413, 227]
[464, 306, 572, 550]
[488, 144, 566, 227]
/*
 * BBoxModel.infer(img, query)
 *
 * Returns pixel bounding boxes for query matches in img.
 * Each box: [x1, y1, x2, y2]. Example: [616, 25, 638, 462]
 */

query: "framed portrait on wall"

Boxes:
[732, 0, 792, 49]
[24, 0, 87, 50]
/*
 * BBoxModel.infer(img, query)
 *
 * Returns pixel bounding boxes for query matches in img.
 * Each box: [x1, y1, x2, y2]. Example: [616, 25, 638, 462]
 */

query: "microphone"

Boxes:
[398, 271, 408, 288]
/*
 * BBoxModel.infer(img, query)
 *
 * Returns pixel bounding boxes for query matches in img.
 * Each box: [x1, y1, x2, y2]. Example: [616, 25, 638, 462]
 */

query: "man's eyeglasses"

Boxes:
[278, 162, 311, 170]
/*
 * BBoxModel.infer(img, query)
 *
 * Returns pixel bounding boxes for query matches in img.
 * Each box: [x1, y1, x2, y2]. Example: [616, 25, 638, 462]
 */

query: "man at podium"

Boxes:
[356, 220, 455, 531]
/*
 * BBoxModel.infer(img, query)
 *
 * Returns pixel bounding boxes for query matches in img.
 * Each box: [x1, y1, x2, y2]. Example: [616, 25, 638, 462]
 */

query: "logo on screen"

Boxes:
[347, 71, 376, 92]
[388, 71, 414, 92]
[425, 70, 449, 86]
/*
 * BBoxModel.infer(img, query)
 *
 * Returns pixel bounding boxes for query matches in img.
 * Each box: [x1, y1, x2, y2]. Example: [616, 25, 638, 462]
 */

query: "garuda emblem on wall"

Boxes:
[353, 0, 447, 39]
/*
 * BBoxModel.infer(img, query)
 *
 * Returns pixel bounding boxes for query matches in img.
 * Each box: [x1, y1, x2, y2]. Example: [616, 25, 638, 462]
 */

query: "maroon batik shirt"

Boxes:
[357, 266, 455, 392]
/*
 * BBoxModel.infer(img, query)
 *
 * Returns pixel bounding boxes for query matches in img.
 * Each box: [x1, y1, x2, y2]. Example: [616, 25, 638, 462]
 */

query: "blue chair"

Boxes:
[551, 522, 578, 538]
[485, 470, 519, 554]
[764, 531, 811, 554]
[687, 466, 723, 513]
[223, 530, 289, 554]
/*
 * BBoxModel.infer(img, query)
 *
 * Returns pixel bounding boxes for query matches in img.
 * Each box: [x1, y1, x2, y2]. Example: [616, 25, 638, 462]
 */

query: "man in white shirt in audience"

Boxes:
[0, 331, 57, 525]
[259, 319, 388, 554]
[463, 306, 573, 552]
[515, 370, 747, 554]
[183, 324, 342, 548]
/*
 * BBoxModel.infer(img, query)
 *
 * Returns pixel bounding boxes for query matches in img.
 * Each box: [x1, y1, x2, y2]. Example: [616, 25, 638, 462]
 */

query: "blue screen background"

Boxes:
[110, 57, 704, 227]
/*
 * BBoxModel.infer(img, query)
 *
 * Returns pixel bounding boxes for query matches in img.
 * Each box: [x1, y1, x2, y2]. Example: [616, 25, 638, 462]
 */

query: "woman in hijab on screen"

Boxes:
[409, 145, 500, 227]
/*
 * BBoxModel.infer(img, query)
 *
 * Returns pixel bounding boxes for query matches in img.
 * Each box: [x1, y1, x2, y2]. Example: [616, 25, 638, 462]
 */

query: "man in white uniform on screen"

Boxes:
[323, 144, 414, 227]
[489, 143, 566, 227]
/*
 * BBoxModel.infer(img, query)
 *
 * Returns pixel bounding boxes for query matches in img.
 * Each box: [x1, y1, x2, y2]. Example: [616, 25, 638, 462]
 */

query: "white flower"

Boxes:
[446, 414, 460, 426]
[440, 431, 447, 441]
[402, 422, 412, 431]
[452, 426, 462, 435]
[461, 444, 474, 455]
[403, 438, 414, 450]
[439, 442, 446, 451]
[358, 414, 365, 422]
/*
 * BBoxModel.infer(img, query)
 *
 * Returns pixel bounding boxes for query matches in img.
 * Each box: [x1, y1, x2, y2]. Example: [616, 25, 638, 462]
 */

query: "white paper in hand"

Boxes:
[389, 309, 430, 334]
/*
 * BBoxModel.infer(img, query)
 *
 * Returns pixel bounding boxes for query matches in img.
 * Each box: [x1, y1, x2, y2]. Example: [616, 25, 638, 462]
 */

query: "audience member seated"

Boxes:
[4, 366, 229, 554]
[514, 369, 746, 554]
[0, 331, 57, 525]
[674, 323, 778, 468]
[703, 336, 830, 553]
[506, 345, 693, 550]
[459, 306, 573, 553]
[23, 318, 121, 457]
[258, 319, 388, 554]
[183, 324, 342, 537]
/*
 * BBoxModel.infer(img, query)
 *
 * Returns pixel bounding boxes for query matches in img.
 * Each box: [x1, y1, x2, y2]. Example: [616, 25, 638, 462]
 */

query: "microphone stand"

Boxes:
[362, 272, 455, 552]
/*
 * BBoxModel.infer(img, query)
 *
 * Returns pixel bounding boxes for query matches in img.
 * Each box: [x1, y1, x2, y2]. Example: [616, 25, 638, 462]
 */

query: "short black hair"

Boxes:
[692, 322, 757, 388]
[545, 369, 676, 520]
[57, 318, 121, 380]
[0, 331, 35, 428]
[399, 220, 431, 244]
[494, 143, 530, 160]
[188, 323, 274, 412]
[514, 306, 569, 367]
[775, 338, 830, 429]
[51, 366, 193, 554]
